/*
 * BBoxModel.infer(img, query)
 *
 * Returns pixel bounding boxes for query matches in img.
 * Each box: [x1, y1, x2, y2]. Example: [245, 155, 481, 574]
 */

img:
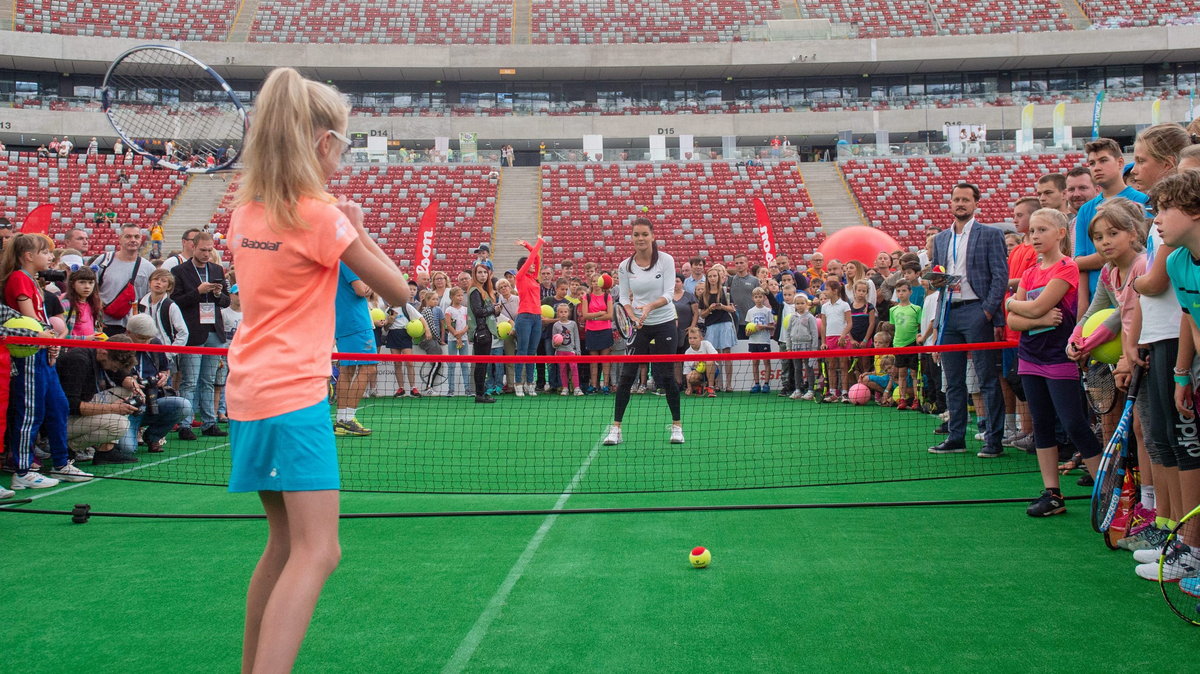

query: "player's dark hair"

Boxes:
[626, 217, 659, 273]
[1037, 173, 1066, 192]
[1065, 166, 1094, 181]
[953, 183, 980, 202]
[1085, 138, 1123, 162]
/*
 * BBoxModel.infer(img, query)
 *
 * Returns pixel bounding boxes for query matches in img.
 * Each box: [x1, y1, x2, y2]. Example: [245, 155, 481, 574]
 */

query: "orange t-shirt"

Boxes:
[226, 196, 355, 421]
[1005, 241, 1039, 342]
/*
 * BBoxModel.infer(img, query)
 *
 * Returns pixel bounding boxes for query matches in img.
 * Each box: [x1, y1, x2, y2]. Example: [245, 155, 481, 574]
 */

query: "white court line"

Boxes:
[2, 443, 230, 505]
[441, 434, 606, 674]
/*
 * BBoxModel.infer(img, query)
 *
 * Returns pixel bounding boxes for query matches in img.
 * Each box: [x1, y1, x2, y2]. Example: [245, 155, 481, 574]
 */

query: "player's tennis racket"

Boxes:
[1083, 360, 1117, 416]
[1091, 361, 1146, 534]
[613, 303, 638, 347]
[1160, 503, 1200, 625]
[420, 361, 446, 393]
[102, 45, 247, 173]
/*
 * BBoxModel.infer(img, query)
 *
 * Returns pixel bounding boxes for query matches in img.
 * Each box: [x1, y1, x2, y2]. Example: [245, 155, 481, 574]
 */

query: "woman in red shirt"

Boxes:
[513, 237, 545, 396]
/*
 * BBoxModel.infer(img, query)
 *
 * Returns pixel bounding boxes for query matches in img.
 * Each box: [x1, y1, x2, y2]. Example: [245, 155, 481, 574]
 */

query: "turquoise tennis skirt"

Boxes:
[228, 400, 339, 493]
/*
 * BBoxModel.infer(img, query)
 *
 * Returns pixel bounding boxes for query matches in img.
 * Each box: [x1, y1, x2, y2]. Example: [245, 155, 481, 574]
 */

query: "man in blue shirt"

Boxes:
[1073, 138, 1149, 308]
[333, 263, 379, 436]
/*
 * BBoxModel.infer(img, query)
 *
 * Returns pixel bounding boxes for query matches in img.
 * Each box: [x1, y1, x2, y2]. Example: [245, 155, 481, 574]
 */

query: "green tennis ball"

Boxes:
[3, 316, 43, 357]
[783, 313, 791, 331]
[369, 308, 386, 324]
[1082, 308, 1122, 365]
[497, 321, 513, 339]
[745, 322, 758, 335]
[541, 304, 555, 319]
[406, 320, 425, 338]
[695, 362, 706, 373]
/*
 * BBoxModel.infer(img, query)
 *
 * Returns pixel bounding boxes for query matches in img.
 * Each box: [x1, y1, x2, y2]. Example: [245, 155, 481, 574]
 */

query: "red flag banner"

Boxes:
[413, 202, 439, 276]
[753, 198, 776, 267]
[22, 204, 54, 237]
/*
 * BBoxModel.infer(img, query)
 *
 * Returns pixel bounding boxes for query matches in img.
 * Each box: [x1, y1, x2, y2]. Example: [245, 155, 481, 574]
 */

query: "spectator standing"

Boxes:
[726, 254, 758, 339]
[171, 231, 230, 440]
[96, 223, 153, 334]
[928, 183, 1009, 458]
[160, 228, 201, 272]
[1073, 139, 1149, 307]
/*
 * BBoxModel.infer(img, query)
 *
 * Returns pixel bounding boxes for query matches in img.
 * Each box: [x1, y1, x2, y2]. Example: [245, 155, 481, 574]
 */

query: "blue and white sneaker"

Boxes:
[1180, 575, 1200, 598]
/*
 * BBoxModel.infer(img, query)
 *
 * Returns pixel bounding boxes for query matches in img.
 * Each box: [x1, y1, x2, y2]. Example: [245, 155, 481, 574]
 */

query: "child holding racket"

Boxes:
[225, 67, 412, 672]
[818, 279, 851, 403]
[1005, 209, 1101, 516]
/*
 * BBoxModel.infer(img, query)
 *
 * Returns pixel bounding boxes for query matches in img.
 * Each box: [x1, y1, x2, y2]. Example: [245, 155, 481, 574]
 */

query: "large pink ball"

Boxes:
[848, 383, 871, 405]
[817, 227, 903, 269]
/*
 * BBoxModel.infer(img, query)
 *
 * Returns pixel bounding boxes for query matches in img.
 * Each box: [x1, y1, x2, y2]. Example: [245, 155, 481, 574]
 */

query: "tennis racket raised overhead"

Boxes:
[1091, 362, 1145, 534]
[1160, 503, 1200, 625]
[613, 303, 638, 347]
[102, 45, 247, 173]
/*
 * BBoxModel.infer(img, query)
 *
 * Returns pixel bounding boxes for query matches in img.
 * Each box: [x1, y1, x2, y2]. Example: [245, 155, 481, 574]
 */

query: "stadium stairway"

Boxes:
[780, 0, 802, 20]
[0, 1, 12, 29]
[798, 162, 867, 236]
[161, 175, 232, 249]
[513, 0, 531, 44]
[228, 0, 262, 42]
[494, 166, 540, 271]
[1057, 0, 1093, 28]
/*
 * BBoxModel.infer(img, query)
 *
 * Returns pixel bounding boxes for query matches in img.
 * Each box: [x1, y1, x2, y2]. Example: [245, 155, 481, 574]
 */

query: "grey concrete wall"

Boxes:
[1, 98, 1189, 145]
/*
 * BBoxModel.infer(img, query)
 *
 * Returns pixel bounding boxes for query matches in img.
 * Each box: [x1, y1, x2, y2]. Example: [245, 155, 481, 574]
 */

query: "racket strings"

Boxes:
[104, 48, 243, 165]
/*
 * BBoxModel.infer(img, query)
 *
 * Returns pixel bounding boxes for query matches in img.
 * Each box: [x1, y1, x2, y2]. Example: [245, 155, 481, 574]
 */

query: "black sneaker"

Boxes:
[1027, 489, 1066, 517]
[1077, 472, 1094, 487]
[977, 446, 1004, 459]
[178, 428, 197, 441]
[92, 451, 139, 465]
[202, 426, 229, 437]
[933, 422, 949, 435]
[474, 395, 496, 404]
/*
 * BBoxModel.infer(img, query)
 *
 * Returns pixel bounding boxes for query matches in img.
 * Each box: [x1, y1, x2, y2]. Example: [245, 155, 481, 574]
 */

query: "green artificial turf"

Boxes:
[2, 396, 1191, 672]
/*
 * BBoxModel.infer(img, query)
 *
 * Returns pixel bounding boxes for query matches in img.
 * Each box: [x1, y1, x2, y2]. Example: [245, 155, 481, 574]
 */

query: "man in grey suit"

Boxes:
[928, 183, 1009, 458]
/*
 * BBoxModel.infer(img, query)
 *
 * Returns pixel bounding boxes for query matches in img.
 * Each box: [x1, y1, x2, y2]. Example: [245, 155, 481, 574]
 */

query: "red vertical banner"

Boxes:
[753, 198, 776, 267]
[413, 202, 439, 276]
[22, 204, 54, 237]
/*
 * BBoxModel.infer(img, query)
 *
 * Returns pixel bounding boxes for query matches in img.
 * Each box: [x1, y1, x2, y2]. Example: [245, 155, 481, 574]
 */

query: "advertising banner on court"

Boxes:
[753, 198, 776, 266]
[413, 203, 438, 276]
[1091, 91, 1106, 139]
[1151, 99, 1162, 125]
[1052, 102, 1067, 148]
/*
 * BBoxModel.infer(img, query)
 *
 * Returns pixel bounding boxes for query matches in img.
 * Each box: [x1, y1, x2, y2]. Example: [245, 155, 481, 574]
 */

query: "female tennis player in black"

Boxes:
[604, 217, 683, 445]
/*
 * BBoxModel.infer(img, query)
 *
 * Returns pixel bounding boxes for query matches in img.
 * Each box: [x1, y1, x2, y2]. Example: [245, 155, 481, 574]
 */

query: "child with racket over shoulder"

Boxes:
[224, 67, 412, 673]
[1151, 170, 1200, 584]
[1005, 208, 1100, 516]
[683, 326, 718, 397]
[745, 287, 775, 393]
[418, 289, 445, 394]
[552, 302, 583, 396]
[787, 294, 819, 400]
[818, 279, 851, 402]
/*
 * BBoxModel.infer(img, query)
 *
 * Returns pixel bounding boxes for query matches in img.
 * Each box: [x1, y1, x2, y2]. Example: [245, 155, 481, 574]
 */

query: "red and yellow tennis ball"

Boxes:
[689, 546, 711, 569]
[1082, 308, 1122, 365]
[595, 273, 614, 290]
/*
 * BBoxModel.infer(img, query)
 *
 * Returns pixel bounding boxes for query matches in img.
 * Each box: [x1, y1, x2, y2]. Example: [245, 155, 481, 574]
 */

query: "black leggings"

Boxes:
[473, 331, 492, 395]
[1021, 374, 1102, 459]
[614, 319, 681, 423]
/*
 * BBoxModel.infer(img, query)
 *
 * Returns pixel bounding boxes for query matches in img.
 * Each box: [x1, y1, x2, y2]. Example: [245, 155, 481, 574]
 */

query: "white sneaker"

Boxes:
[574, 387, 584, 396]
[515, 385, 525, 398]
[49, 462, 93, 483]
[1133, 547, 1167, 564]
[789, 391, 802, 400]
[801, 391, 815, 401]
[636, 384, 647, 394]
[561, 388, 569, 396]
[0, 484, 14, 499]
[974, 431, 986, 441]
[1135, 542, 1200, 581]
[527, 384, 537, 397]
[11, 471, 60, 490]
[602, 425, 622, 445]
[543, 383, 551, 392]
[75, 446, 95, 462]
[670, 425, 685, 444]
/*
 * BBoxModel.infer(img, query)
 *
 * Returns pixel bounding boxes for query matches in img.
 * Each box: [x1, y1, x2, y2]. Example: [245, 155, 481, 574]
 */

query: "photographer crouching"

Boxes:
[122, 314, 191, 454]
[56, 334, 142, 464]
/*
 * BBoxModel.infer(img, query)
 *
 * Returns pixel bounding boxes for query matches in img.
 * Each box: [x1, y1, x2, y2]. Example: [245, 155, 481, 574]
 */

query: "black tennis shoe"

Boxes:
[1027, 489, 1066, 517]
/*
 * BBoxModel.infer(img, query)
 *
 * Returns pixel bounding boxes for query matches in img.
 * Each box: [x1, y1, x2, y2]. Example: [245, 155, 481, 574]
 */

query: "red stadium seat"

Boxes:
[209, 165, 498, 274]
[1079, 1, 1198, 29]
[540, 161, 822, 270]
[16, 0, 239, 41]
[531, 0, 781, 44]
[249, 0, 512, 44]
[0, 152, 186, 252]
[839, 153, 1086, 250]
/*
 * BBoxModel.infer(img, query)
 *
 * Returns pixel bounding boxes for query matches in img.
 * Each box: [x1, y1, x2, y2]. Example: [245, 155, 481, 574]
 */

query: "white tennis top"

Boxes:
[618, 250, 678, 326]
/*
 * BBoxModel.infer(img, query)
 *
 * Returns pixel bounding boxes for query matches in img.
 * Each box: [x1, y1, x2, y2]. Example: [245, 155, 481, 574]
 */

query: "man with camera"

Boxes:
[121, 315, 192, 454]
[171, 231, 230, 440]
[55, 334, 143, 464]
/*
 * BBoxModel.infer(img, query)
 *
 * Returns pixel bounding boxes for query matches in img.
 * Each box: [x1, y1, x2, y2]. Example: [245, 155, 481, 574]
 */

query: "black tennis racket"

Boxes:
[1160, 503, 1200, 625]
[613, 303, 638, 347]
[102, 45, 247, 173]
[1091, 362, 1145, 534]
[1083, 360, 1117, 416]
